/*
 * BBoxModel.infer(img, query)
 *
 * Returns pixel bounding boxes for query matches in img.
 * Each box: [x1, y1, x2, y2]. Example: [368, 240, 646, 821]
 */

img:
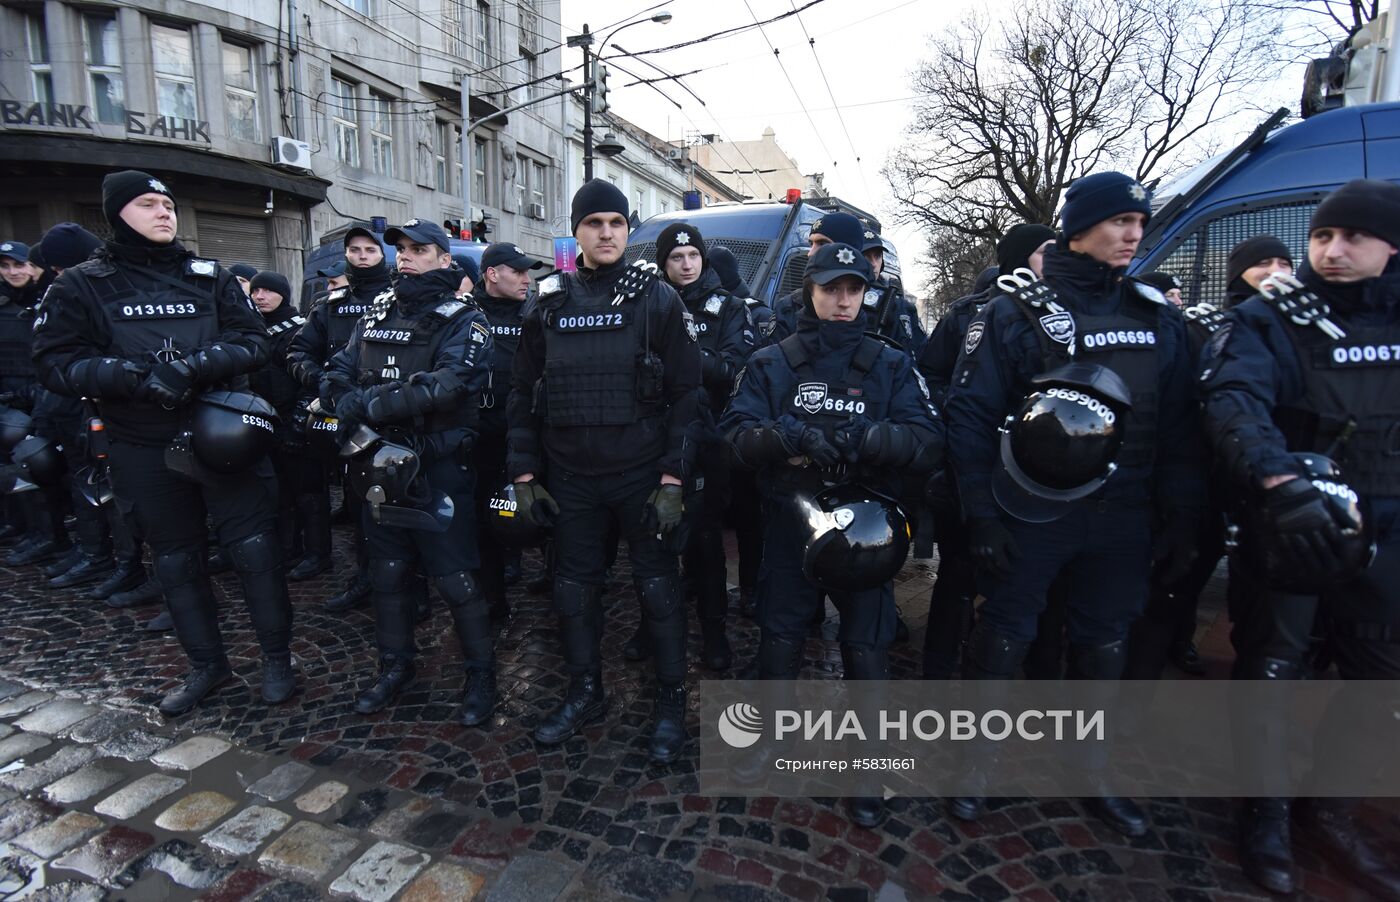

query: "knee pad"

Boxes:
[433, 570, 481, 607]
[638, 575, 680, 619]
[369, 558, 412, 594]
[227, 532, 281, 575]
[841, 643, 889, 681]
[963, 620, 1030, 679]
[553, 577, 597, 618]
[1067, 639, 1127, 680]
[153, 549, 205, 591]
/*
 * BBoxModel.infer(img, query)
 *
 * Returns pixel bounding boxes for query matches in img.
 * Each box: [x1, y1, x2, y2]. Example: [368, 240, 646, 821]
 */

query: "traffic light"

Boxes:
[591, 61, 610, 116]
[472, 212, 493, 241]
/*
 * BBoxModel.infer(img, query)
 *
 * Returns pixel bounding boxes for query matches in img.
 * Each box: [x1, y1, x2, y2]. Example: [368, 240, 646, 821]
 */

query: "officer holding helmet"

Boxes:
[507, 180, 700, 763]
[944, 172, 1205, 834]
[1200, 180, 1400, 898]
[288, 223, 393, 608]
[323, 218, 496, 723]
[470, 241, 546, 622]
[721, 242, 943, 827]
[32, 169, 294, 716]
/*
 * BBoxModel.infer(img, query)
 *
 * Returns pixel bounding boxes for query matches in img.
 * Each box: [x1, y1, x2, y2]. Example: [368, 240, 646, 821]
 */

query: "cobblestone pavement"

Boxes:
[0, 520, 1385, 900]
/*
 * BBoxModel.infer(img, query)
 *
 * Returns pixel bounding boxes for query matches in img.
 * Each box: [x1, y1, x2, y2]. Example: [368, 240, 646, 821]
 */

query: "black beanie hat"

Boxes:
[1226, 235, 1292, 290]
[36, 223, 102, 271]
[1310, 179, 1400, 250]
[570, 179, 630, 234]
[102, 170, 176, 227]
[996, 223, 1056, 274]
[708, 245, 742, 292]
[249, 271, 291, 301]
[809, 212, 864, 249]
[656, 223, 706, 269]
[228, 263, 259, 281]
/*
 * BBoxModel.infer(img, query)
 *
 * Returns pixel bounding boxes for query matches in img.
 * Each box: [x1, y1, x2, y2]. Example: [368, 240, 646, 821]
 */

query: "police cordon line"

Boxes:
[4, 166, 1400, 897]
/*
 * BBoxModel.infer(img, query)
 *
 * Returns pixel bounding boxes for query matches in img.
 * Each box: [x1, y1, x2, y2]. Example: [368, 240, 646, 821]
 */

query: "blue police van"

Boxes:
[1133, 100, 1400, 304]
[624, 198, 902, 308]
[300, 222, 485, 308]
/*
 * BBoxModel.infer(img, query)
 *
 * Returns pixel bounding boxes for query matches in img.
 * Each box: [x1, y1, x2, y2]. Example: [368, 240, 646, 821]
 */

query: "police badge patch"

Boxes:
[187, 259, 216, 277]
[1039, 312, 1076, 345]
[964, 321, 985, 356]
[682, 310, 698, 342]
[863, 290, 880, 308]
[704, 295, 724, 315]
[796, 382, 828, 414]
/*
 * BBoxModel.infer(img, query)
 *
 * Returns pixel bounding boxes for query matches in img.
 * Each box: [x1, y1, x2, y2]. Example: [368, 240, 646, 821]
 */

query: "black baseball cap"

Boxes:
[383, 219, 451, 253]
[343, 222, 380, 246]
[317, 260, 349, 278]
[481, 242, 545, 272]
[805, 243, 872, 286]
[860, 226, 884, 253]
[0, 241, 30, 265]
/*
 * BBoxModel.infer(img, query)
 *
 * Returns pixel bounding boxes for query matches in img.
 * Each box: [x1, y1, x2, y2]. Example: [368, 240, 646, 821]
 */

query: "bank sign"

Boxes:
[0, 97, 211, 144]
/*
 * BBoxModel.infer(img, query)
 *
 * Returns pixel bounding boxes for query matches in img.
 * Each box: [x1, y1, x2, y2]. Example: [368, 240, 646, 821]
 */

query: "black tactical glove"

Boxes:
[856, 422, 921, 467]
[643, 483, 685, 537]
[513, 479, 560, 528]
[797, 426, 842, 469]
[832, 414, 875, 463]
[1152, 511, 1201, 587]
[138, 359, 195, 407]
[334, 391, 367, 441]
[969, 516, 1018, 580]
[1260, 477, 1351, 577]
[364, 381, 406, 426]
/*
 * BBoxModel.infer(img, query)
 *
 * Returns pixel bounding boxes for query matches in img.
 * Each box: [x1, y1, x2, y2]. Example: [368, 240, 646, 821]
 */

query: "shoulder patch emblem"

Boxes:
[863, 289, 880, 308]
[538, 274, 562, 296]
[435, 299, 467, 317]
[1133, 282, 1168, 306]
[964, 321, 985, 356]
[681, 310, 698, 342]
[327, 287, 349, 301]
[187, 259, 217, 277]
[704, 295, 724, 316]
[470, 321, 490, 344]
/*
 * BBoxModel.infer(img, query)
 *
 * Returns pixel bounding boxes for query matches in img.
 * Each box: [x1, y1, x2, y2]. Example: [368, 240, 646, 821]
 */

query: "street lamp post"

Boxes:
[568, 12, 672, 181]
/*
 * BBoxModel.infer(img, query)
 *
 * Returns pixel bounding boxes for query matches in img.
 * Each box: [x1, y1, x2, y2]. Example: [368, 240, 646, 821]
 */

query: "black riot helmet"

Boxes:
[303, 407, 341, 459]
[10, 435, 66, 487]
[1234, 453, 1373, 594]
[485, 482, 547, 548]
[993, 363, 1133, 523]
[189, 391, 278, 474]
[0, 408, 32, 455]
[799, 484, 911, 592]
[344, 430, 454, 532]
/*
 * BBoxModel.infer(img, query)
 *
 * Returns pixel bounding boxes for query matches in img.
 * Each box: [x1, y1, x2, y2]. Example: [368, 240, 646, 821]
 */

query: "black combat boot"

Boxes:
[1238, 799, 1296, 894]
[1068, 639, 1147, 837]
[44, 548, 83, 579]
[154, 550, 231, 716]
[1294, 799, 1400, 899]
[649, 684, 688, 764]
[325, 570, 371, 612]
[949, 621, 1030, 822]
[534, 578, 607, 745]
[287, 493, 331, 581]
[439, 571, 497, 727]
[843, 643, 890, 829]
[355, 655, 416, 714]
[50, 553, 115, 589]
[261, 655, 297, 705]
[112, 577, 164, 610]
[91, 558, 148, 602]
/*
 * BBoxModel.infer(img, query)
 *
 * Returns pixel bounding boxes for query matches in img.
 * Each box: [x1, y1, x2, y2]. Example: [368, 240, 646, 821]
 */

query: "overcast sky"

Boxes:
[557, 0, 1314, 295]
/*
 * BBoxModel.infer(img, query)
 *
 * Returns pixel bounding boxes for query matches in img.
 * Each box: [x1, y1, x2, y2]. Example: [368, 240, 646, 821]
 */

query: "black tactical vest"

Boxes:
[538, 275, 662, 428]
[1268, 303, 1400, 498]
[356, 297, 479, 434]
[80, 257, 222, 368]
[1014, 283, 1162, 471]
[778, 333, 886, 434]
[327, 285, 380, 356]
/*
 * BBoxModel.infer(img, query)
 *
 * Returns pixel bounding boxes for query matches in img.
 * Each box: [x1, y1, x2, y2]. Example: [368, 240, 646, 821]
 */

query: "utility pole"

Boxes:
[567, 25, 595, 180]
[459, 71, 472, 238]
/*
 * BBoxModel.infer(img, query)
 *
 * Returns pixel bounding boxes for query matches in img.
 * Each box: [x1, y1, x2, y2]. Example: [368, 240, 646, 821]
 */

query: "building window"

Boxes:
[444, 0, 468, 57]
[26, 15, 52, 105]
[660, 200, 670, 214]
[523, 50, 541, 101]
[453, 126, 465, 194]
[222, 43, 259, 142]
[515, 161, 526, 214]
[531, 160, 547, 217]
[519, 0, 539, 53]
[331, 77, 360, 167]
[635, 187, 644, 218]
[434, 121, 450, 192]
[151, 24, 198, 120]
[84, 15, 124, 124]
[473, 137, 488, 204]
[369, 92, 394, 177]
[474, 1, 493, 68]
[339, 0, 370, 14]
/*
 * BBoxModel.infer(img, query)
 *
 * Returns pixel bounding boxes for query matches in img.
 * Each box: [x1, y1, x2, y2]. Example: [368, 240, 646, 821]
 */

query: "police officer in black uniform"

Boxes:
[652, 223, 752, 670]
[1200, 181, 1400, 898]
[860, 226, 927, 356]
[32, 170, 295, 716]
[721, 241, 943, 826]
[918, 226, 1054, 677]
[508, 180, 701, 762]
[288, 224, 392, 606]
[246, 272, 314, 571]
[945, 173, 1204, 833]
[323, 219, 497, 723]
[471, 241, 545, 621]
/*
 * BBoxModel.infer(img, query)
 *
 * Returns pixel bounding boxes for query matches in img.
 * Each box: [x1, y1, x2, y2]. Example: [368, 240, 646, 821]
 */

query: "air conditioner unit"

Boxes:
[527, 202, 545, 220]
[667, 148, 685, 161]
[272, 136, 312, 170]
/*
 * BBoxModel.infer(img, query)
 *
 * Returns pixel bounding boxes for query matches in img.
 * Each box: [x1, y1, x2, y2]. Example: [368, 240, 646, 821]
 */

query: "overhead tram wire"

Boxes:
[738, 0, 843, 182]
[787, 0, 872, 200]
